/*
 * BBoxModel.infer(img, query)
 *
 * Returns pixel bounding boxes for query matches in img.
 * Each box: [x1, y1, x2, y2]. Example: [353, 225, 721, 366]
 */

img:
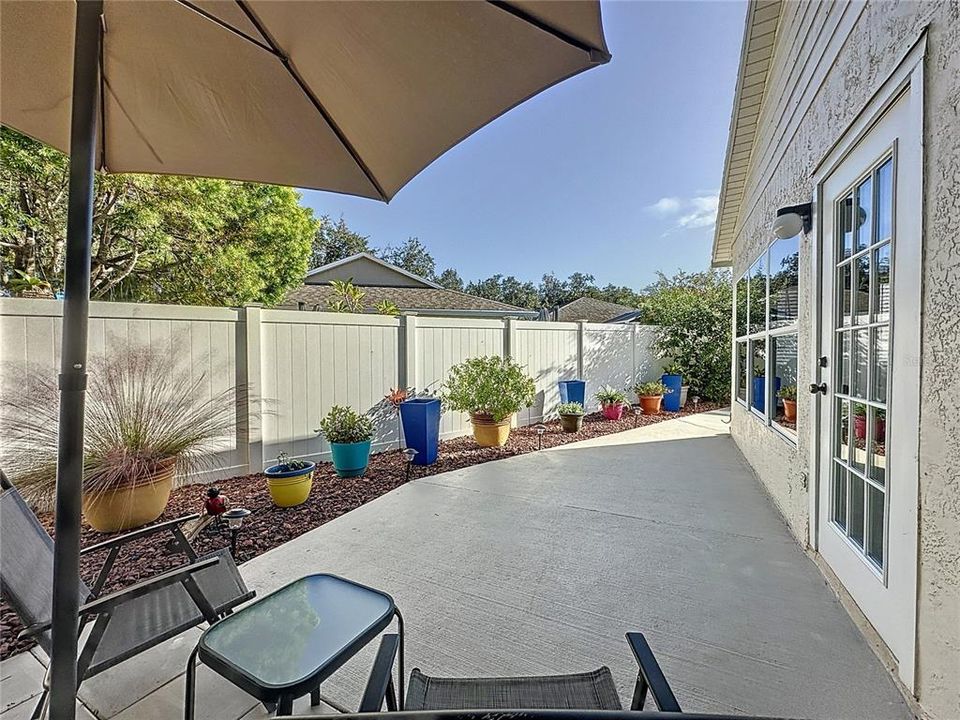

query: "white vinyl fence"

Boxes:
[0, 298, 664, 482]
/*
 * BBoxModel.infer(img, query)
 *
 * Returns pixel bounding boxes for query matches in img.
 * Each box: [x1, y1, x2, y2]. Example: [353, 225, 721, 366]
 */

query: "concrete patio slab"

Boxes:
[0, 411, 912, 720]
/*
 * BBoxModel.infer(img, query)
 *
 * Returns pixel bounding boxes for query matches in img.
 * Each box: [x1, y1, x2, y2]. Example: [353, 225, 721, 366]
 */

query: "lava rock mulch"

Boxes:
[1, 402, 721, 660]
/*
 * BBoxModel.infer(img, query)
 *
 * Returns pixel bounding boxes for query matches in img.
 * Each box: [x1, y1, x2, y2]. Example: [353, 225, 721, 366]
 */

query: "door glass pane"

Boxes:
[772, 335, 798, 432]
[839, 192, 854, 260]
[838, 264, 852, 326]
[871, 327, 889, 403]
[867, 485, 885, 566]
[836, 399, 850, 463]
[750, 339, 767, 414]
[749, 255, 766, 334]
[869, 405, 887, 487]
[769, 236, 799, 328]
[737, 342, 747, 401]
[851, 329, 868, 398]
[854, 255, 870, 323]
[849, 473, 865, 548]
[873, 243, 891, 322]
[736, 274, 748, 337]
[851, 403, 867, 474]
[833, 463, 848, 529]
[856, 176, 873, 252]
[877, 159, 893, 242]
[837, 331, 851, 395]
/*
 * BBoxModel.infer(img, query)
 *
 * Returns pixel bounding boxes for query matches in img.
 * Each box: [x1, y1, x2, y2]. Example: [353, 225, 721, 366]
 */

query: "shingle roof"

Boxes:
[556, 297, 635, 323]
[281, 284, 534, 315]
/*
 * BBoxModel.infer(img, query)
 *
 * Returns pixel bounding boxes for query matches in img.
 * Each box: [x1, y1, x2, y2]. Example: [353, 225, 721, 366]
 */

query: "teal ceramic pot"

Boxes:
[329, 440, 372, 477]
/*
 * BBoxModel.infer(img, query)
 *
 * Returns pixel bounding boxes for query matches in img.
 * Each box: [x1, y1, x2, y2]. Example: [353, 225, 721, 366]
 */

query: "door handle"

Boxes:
[809, 383, 827, 395]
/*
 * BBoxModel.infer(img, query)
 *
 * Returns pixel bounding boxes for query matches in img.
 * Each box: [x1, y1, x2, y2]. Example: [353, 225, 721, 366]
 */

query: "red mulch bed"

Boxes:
[1, 403, 721, 659]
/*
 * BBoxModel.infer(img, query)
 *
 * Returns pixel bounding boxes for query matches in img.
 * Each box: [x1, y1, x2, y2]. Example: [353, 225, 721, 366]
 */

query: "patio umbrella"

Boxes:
[0, 1, 609, 718]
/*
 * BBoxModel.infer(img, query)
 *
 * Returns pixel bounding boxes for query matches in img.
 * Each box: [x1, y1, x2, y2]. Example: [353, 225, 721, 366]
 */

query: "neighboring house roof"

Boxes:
[554, 297, 636, 323]
[711, 0, 783, 267]
[304, 252, 443, 289]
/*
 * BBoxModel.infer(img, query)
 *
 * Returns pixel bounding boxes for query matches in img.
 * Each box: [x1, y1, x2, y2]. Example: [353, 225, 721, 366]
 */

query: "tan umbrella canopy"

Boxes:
[2, 0, 609, 200]
[0, 2, 609, 719]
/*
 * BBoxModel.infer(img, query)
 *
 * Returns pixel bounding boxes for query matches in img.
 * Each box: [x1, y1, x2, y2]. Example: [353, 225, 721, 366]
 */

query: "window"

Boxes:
[733, 233, 800, 440]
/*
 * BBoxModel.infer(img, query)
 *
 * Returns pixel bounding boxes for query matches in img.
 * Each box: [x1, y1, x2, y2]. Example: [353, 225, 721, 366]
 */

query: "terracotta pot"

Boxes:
[854, 414, 885, 440]
[470, 412, 512, 447]
[638, 395, 663, 415]
[601, 402, 624, 420]
[782, 399, 797, 422]
[82, 458, 175, 533]
[559, 413, 583, 433]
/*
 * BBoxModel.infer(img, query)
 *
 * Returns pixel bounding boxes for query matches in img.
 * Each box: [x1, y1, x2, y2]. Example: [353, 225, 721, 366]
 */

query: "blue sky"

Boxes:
[301, 1, 746, 289]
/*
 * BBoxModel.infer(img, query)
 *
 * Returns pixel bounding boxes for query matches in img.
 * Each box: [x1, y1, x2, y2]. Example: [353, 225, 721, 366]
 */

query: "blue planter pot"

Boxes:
[329, 440, 372, 478]
[399, 398, 441, 465]
[558, 380, 586, 407]
[661, 374, 682, 412]
[264, 462, 315, 479]
[751, 376, 781, 413]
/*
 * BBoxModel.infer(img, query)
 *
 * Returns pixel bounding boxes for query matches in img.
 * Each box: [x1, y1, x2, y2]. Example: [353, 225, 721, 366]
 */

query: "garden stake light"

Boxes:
[222, 508, 251, 558]
[534, 424, 547, 450]
[404, 448, 419, 481]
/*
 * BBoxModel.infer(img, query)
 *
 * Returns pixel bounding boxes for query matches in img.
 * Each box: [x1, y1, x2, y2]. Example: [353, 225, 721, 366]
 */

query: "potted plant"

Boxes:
[557, 402, 584, 433]
[660, 362, 683, 412]
[853, 403, 886, 441]
[441, 356, 535, 447]
[264, 452, 315, 507]
[634, 380, 670, 415]
[778, 385, 797, 422]
[0, 345, 239, 532]
[316, 405, 375, 477]
[395, 389, 442, 465]
[595, 386, 628, 420]
[751, 369, 781, 413]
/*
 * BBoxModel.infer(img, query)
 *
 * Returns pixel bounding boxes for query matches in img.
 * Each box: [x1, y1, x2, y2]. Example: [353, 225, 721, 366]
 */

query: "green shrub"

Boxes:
[634, 380, 670, 397]
[557, 402, 584, 416]
[595, 386, 628, 406]
[316, 405, 374, 444]
[441, 356, 535, 422]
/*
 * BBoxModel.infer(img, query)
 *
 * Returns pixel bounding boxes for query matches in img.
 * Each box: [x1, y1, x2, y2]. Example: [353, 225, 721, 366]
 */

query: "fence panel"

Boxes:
[514, 321, 579, 425]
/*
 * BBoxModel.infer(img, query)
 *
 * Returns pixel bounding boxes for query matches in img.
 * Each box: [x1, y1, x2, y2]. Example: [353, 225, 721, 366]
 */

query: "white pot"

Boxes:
[680, 385, 689, 408]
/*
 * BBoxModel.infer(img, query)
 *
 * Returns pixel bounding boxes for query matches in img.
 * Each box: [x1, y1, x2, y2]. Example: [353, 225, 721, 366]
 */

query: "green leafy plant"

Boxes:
[0, 344, 243, 510]
[661, 361, 683, 376]
[778, 385, 797, 401]
[273, 452, 312, 472]
[440, 356, 535, 422]
[853, 403, 885, 420]
[8, 270, 52, 296]
[326, 279, 365, 313]
[594, 386, 627, 406]
[375, 299, 400, 316]
[557, 402, 584, 416]
[315, 405, 374, 444]
[634, 380, 670, 397]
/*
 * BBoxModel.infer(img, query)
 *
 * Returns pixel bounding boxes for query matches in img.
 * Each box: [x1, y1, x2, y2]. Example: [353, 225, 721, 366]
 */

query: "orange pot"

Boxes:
[782, 399, 797, 422]
[638, 395, 663, 415]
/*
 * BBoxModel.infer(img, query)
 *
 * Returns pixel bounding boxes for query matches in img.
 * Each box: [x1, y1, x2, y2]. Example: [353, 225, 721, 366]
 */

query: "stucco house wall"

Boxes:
[721, 2, 959, 718]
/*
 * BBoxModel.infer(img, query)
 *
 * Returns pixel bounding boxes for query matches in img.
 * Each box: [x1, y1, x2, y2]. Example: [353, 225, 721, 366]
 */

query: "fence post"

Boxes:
[504, 317, 517, 360]
[577, 321, 587, 379]
[400, 314, 419, 392]
[632, 323, 638, 382]
[239, 305, 263, 474]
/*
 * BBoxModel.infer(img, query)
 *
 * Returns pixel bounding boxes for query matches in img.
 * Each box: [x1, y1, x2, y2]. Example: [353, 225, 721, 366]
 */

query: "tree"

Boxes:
[639, 269, 732, 402]
[437, 267, 464, 292]
[538, 273, 569, 308]
[1, 127, 316, 306]
[377, 237, 436, 280]
[310, 215, 369, 268]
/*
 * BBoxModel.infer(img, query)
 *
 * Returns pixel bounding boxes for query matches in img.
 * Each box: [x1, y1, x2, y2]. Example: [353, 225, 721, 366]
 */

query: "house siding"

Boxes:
[727, 2, 959, 718]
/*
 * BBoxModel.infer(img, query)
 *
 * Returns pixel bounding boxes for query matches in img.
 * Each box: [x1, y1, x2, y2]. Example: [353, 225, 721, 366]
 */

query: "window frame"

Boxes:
[733, 236, 800, 444]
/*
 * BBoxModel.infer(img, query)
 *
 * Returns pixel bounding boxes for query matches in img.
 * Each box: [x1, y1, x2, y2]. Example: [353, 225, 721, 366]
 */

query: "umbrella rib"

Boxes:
[99, 14, 107, 171]
[486, 1, 611, 63]
[233, 0, 389, 202]
[175, 0, 278, 56]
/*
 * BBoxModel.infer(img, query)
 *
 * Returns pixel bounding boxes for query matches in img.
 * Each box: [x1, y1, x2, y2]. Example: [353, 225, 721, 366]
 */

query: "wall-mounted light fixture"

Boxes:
[773, 202, 813, 239]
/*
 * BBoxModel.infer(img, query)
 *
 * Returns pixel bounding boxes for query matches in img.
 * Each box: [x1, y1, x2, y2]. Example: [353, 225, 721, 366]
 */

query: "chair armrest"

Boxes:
[81, 513, 201, 556]
[625, 632, 681, 712]
[359, 634, 399, 712]
[18, 556, 221, 640]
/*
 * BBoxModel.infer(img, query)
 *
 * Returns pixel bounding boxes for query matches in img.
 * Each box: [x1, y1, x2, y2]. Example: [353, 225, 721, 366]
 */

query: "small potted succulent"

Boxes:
[778, 385, 797, 422]
[634, 380, 670, 415]
[853, 403, 886, 441]
[441, 356, 535, 447]
[316, 405, 375, 477]
[557, 402, 584, 433]
[264, 452, 315, 507]
[595, 386, 628, 420]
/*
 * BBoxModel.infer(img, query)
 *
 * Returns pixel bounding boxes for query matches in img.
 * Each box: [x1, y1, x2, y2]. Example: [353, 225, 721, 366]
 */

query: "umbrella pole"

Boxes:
[49, 2, 102, 719]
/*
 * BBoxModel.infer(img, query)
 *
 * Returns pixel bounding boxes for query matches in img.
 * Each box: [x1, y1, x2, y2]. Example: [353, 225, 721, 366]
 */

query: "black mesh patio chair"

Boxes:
[0, 470, 255, 720]
[358, 632, 681, 714]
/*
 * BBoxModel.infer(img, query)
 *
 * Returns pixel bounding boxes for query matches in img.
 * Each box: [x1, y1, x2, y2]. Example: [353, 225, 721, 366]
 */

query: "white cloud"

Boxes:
[647, 196, 682, 214]
[677, 194, 719, 229]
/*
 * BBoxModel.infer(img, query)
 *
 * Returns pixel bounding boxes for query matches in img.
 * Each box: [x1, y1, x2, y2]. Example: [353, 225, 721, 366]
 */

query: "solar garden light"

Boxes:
[222, 508, 251, 558]
[404, 447, 418, 481]
[632, 404, 643, 427]
[692, 395, 701, 409]
[534, 424, 547, 450]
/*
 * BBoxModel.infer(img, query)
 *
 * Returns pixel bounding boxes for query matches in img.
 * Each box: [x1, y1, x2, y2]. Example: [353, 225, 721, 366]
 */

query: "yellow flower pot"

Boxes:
[82, 460, 175, 533]
[470, 413, 512, 447]
[265, 467, 314, 507]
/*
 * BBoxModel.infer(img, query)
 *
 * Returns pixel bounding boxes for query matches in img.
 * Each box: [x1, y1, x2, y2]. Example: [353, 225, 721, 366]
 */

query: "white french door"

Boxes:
[814, 75, 922, 690]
